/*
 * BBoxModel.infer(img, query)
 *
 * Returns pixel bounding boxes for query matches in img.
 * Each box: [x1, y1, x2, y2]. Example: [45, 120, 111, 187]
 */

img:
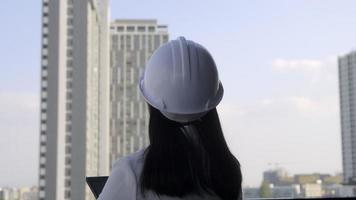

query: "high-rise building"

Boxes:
[38, 0, 110, 199]
[109, 19, 169, 164]
[263, 168, 289, 185]
[339, 51, 356, 184]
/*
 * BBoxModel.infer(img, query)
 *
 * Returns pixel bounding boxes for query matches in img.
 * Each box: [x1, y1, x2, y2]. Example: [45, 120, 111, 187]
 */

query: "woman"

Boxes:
[98, 37, 242, 200]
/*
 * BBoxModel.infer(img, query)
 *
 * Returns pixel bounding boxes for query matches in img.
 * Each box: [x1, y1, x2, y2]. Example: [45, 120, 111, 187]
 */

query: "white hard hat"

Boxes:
[139, 37, 224, 122]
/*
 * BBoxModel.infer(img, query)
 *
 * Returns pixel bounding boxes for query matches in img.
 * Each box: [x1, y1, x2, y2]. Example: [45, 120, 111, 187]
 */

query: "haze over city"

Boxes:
[2, 0, 356, 189]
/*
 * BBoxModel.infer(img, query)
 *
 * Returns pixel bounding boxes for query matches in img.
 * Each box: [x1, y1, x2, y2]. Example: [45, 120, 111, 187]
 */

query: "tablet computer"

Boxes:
[86, 176, 108, 199]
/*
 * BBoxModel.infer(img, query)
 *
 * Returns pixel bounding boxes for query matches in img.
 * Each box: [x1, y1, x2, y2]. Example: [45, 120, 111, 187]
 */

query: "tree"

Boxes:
[259, 181, 272, 198]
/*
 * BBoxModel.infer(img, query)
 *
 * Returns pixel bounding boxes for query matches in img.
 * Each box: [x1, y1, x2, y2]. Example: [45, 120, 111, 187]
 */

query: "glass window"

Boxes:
[148, 26, 155, 32]
[117, 26, 124, 31]
[43, 37, 48, 45]
[138, 26, 145, 32]
[127, 26, 135, 32]
[43, 16, 49, 24]
[67, 17, 74, 25]
[67, 7, 73, 15]
[163, 35, 168, 42]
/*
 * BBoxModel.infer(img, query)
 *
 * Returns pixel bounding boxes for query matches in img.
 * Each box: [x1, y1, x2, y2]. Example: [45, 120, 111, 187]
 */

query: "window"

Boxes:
[117, 26, 124, 32]
[43, 10, 49, 17]
[65, 157, 71, 165]
[41, 101, 47, 109]
[40, 157, 46, 164]
[42, 48, 48, 56]
[67, 28, 74, 35]
[41, 91, 48, 98]
[39, 179, 46, 187]
[67, 59, 73, 67]
[40, 168, 46, 175]
[67, 7, 74, 15]
[65, 145, 71, 154]
[163, 35, 168, 42]
[66, 134, 71, 143]
[40, 134, 46, 142]
[67, 70, 73, 78]
[40, 146, 46, 153]
[67, 18, 74, 26]
[65, 168, 71, 176]
[127, 26, 135, 32]
[43, 16, 49, 24]
[43, 37, 48, 45]
[66, 101, 72, 110]
[66, 124, 72, 132]
[137, 26, 145, 32]
[65, 190, 71, 198]
[66, 81, 73, 89]
[42, 69, 48, 77]
[40, 141, 46, 147]
[157, 25, 167, 29]
[148, 26, 155, 32]
[41, 112, 47, 120]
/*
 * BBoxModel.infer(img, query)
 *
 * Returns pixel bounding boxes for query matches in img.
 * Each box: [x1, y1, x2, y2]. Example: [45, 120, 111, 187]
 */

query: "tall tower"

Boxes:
[38, 0, 110, 199]
[109, 19, 169, 165]
[339, 51, 356, 184]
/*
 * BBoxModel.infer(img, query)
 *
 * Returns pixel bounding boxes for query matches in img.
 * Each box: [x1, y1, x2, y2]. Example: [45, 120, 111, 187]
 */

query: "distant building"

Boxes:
[109, 19, 169, 164]
[263, 168, 293, 185]
[339, 51, 356, 184]
[323, 173, 343, 185]
[0, 188, 13, 200]
[339, 185, 356, 197]
[19, 186, 38, 200]
[261, 169, 346, 198]
[294, 174, 322, 185]
[271, 184, 301, 198]
[323, 184, 343, 197]
[301, 183, 322, 198]
[0, 186, 38, 200]
[243, 187, 260, 199]
[38, 0, 110, 199]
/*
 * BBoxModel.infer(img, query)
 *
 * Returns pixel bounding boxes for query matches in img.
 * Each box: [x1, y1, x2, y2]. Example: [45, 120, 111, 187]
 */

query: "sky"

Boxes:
[1, 0, 356, 187]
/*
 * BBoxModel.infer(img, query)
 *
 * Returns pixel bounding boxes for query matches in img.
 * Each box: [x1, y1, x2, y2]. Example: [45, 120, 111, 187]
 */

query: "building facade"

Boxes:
[109, 19, 169, 164]
[38, 0, 110, 199]
[263, 168, 291, 185]
[0, 186, 38, 200]
[271, 185, 301, 198]
[339, 51, 356, 184]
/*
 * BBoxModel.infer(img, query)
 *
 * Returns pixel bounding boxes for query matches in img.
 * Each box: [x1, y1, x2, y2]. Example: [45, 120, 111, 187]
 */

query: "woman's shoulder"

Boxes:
[98, 149, 147, 200]
[111, 148, 146, 173]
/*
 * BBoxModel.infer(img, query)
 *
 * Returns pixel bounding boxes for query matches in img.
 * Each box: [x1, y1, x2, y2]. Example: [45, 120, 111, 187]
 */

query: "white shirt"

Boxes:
[98, 149, 223, 200]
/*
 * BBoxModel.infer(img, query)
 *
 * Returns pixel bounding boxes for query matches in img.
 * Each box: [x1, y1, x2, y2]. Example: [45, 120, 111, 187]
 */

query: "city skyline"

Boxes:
[3, 0, 356, 188]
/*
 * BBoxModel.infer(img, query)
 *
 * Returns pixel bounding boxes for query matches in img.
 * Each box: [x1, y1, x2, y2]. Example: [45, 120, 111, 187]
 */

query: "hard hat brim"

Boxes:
[160, 111, 208, 123]
[139, 77, 224, 116]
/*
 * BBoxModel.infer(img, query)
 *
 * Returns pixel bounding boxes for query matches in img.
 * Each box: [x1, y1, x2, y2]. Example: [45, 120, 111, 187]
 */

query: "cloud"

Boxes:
[272, 59, 323, 71]
[260, 96, 312, 111]
[258, 96, 333, 116]
[271, 56, 338, 84]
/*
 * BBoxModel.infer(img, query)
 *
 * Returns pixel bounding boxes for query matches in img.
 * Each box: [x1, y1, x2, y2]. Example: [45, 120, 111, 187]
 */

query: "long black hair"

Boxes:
[140, 105, 242, 200]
